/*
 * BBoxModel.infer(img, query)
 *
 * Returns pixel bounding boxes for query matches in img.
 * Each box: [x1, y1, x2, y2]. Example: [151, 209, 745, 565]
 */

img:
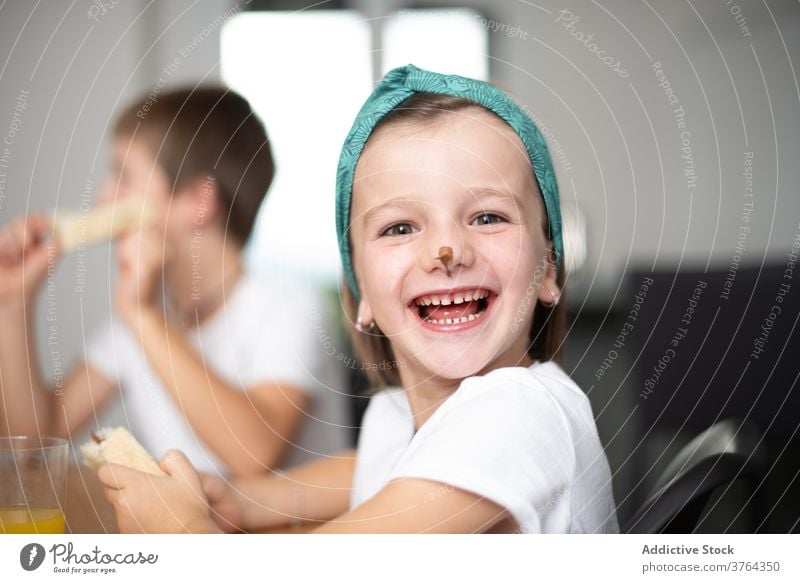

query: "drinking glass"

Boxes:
[0, 436, 68, 534]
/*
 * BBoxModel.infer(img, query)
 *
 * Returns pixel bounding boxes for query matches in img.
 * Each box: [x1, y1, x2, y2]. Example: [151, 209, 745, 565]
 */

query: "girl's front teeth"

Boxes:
[424, 309, 487, 325]
[414, 289, 491, 324]
[415, 289, 490, 307]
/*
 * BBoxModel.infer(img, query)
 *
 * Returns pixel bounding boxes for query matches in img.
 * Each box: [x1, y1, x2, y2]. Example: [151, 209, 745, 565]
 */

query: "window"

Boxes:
[221, 9, 487, 284]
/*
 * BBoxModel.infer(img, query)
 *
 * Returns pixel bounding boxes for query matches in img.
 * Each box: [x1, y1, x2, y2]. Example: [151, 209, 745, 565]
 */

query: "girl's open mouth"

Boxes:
[411, 288, 495, 330]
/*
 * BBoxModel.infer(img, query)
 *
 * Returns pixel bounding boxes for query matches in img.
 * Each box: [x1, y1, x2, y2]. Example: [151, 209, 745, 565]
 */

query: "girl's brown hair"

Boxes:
[114, 87, 274, 245]
[343, 92, 566, 387]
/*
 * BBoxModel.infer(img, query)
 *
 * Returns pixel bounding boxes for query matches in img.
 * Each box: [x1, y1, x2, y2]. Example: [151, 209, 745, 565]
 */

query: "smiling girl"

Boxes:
[97, 65, 618, 534]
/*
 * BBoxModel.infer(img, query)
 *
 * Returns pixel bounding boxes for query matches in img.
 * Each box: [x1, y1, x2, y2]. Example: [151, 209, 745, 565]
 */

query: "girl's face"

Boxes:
[350, 108, 560, 384]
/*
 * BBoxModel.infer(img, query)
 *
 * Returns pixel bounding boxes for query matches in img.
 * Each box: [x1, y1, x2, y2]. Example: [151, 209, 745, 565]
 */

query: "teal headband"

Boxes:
[335, 64, 563, 300]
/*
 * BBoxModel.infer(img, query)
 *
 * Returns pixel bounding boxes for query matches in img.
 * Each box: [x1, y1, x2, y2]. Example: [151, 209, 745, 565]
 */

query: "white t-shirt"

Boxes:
[85, 275, 349, 475]
[351, 361, 619, 533]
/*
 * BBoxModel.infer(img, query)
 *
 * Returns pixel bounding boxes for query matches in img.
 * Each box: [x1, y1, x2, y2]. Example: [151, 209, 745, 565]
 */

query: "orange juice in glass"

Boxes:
[0, 436, 68, 534]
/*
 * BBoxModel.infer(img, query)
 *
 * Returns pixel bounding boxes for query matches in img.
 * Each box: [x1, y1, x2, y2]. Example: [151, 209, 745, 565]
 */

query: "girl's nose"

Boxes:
[436, 246, 453, 275]
[421, 227, 474, 277]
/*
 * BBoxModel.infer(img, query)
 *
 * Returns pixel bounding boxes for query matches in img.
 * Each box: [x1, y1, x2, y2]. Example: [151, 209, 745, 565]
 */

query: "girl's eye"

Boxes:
[472, 213, 506, 226]
[381, 223, 418, 237]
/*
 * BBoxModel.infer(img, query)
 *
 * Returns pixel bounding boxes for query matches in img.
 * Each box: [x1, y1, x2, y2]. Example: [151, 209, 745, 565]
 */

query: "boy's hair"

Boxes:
[114, 87, 274, 245]
[344, 92, 566, 387]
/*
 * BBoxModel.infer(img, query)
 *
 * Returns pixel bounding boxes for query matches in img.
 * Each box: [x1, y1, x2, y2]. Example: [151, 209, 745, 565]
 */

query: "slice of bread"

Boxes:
[81, 427, 166, 477]
[52, 196, 155, 252]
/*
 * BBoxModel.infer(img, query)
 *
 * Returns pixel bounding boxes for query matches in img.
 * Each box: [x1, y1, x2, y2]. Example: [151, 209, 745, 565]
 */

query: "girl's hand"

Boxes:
[0, 214, 59, 307]
[97, 449, 221, 534]
[200, 473, 245, 533]
[114, 227, 167, 326]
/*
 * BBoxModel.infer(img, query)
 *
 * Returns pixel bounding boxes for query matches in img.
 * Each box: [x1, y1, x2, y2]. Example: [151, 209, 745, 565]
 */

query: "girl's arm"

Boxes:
[211, 449, 357, 531]
[313, 478, 509, 534]
[101, 454, 505, 534]
[99, 449, 357, 533]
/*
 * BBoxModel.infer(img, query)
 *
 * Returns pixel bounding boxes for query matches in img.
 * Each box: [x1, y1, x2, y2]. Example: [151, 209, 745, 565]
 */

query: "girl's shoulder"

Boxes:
[361, 387, 411, 425]
[451, 361, 596, 431]
[458, 361, 588, 405]
[362, 362, 595, 442]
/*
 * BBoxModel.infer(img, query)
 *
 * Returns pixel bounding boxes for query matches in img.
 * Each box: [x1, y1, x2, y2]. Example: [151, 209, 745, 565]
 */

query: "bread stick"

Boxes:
[52, 197, 155, 252]
[80, 426, 166, 476]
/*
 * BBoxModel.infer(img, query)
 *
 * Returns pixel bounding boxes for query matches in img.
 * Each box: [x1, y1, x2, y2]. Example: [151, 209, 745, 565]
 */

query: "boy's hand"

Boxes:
[98, 449, 221, 534]
[200, 473, 245, 533]
[0, 214, 59, 307]
[114, 227, 168, 326]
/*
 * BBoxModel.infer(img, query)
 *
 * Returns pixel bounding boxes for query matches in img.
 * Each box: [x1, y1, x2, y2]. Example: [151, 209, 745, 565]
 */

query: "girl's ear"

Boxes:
[356, 287, 376, 329]
[536, 249, 561, 306]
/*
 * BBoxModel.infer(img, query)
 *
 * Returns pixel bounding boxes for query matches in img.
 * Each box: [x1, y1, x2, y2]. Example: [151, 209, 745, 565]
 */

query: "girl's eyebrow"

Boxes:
[361, 197, 421, 224]
[467, 187, 527, 208]
[360, 187, 525, 224]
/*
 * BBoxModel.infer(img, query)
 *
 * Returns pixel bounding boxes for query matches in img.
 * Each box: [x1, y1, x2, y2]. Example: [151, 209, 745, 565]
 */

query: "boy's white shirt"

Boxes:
[85, 275, 350, 475]
[351, 361, 619, 533]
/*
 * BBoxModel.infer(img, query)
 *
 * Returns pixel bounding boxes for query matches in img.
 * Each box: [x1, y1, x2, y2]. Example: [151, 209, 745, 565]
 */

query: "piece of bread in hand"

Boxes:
[81, 427, 166, 477]
[52, 196, 155, 252]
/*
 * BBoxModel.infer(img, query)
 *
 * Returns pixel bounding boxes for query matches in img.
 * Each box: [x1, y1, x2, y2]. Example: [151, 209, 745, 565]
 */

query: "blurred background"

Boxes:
[0, 0, 798, 531]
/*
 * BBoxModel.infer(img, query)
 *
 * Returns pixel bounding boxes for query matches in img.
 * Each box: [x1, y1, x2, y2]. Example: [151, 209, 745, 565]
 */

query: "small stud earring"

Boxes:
[356, 317, 377, 332]
[541, 288, 560, 308]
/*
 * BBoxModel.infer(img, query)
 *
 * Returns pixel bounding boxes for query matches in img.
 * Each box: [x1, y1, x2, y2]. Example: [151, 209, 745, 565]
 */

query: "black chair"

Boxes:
[624, 265, 800, 531]
[624, 419, 768, 533]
